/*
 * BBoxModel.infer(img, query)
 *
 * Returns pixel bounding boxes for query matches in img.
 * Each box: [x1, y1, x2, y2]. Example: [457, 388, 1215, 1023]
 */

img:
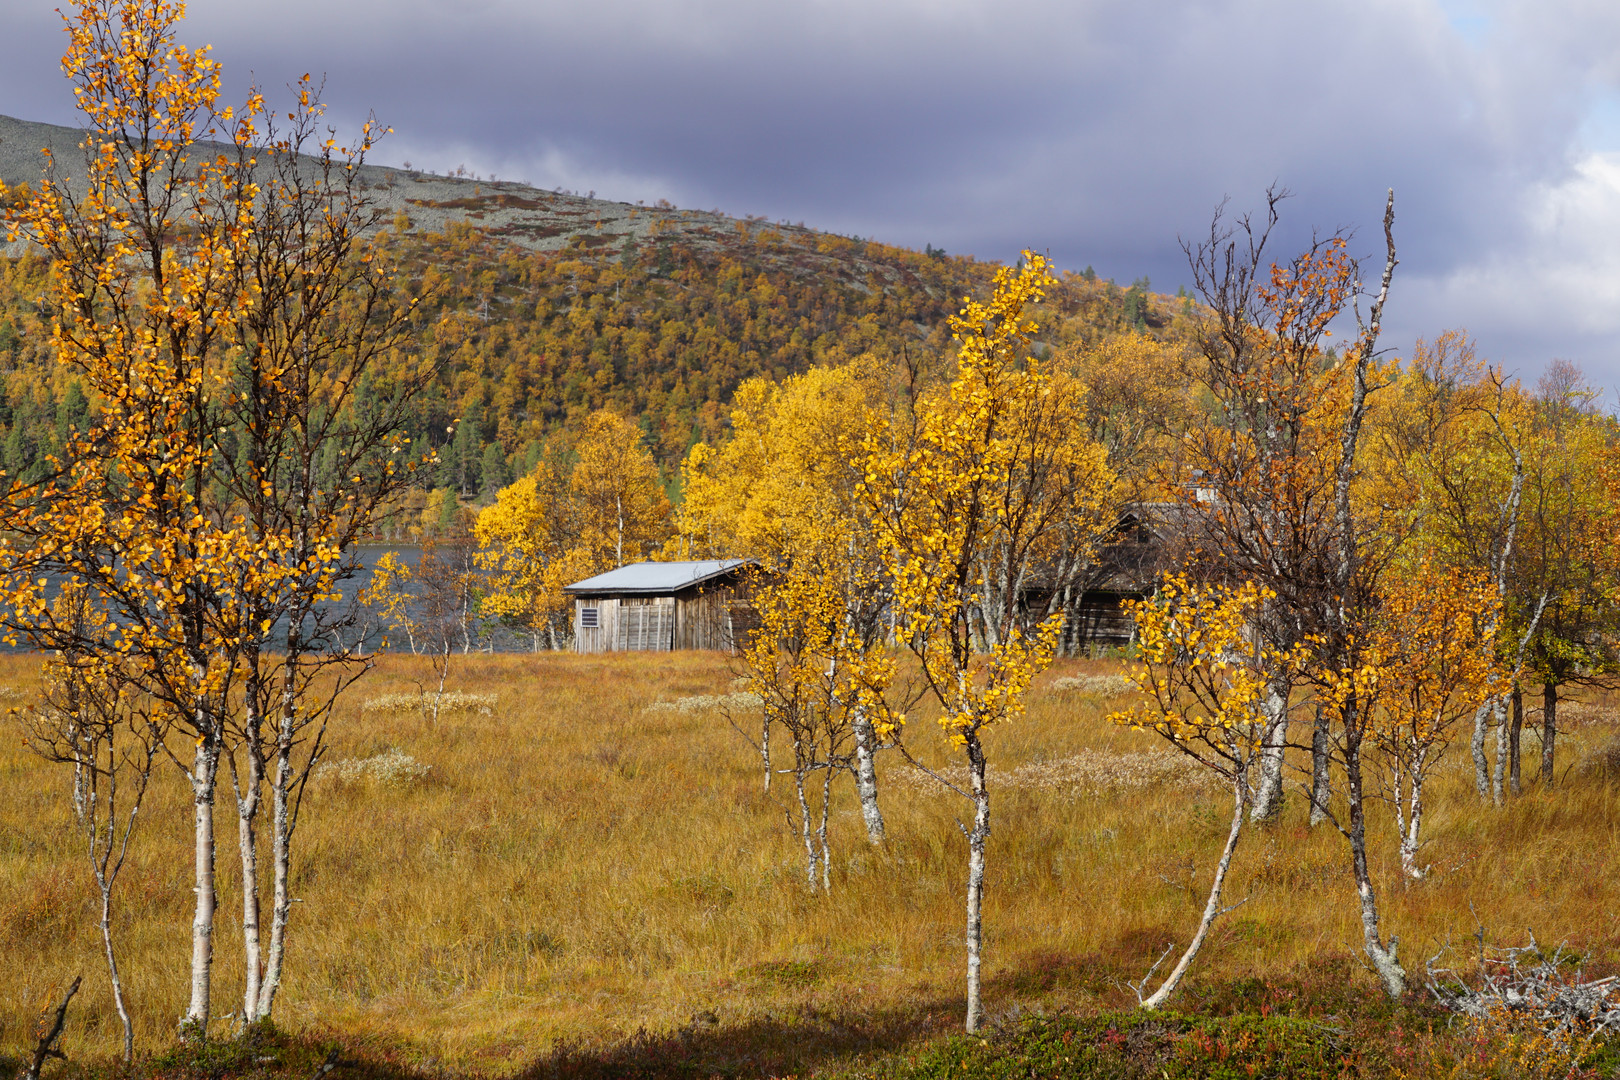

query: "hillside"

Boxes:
[0, 113, 1198, 512]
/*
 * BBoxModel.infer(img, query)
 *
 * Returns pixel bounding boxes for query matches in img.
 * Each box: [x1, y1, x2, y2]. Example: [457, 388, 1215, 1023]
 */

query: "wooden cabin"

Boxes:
[1023, 508, 1173, 655]
[564, 560, 757, 653]
[1071, 508, 1169, 652]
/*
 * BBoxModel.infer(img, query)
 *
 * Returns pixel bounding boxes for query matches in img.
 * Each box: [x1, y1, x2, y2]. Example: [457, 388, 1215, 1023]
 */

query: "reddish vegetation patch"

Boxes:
[405, 195, 502, 212]
[490, 222, 567, 239]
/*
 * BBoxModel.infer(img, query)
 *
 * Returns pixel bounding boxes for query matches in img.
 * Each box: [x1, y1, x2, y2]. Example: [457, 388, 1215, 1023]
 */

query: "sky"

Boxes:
[3, 0, 1620, 389]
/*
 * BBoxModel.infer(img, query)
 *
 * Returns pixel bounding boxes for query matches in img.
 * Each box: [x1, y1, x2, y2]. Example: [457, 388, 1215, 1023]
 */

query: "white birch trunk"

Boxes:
[98, 877, 134, 1061]
[256, 736, 293, 1020]
[963, 733, 990, 1033]
[818, 767, 833, 893]
[1329, 194, 1404, 999]
[1470, 699, 1492, 800]
[1309, 705, 1331, 826]
[460, 590, 472, 653]
[1400, 778, 1425, 881]
[1345, 721, 1404, 997]
[1140, 765, 1246, 1009]
[852, 708, 885, 844]
[430, 643, 449, 725]
[1393, 755, 1427, 881]
[1490, 697, 1507, 807]
[78, 731, 143, 1062]
[760, 710, 772, 794]
[186, 731, 220, 1031]
[1509, 686, 1523, 796]
[1249, 677, 1289, 822]
[87, 753, 137, 1064]
[256, 656, 301, 1021]
[1470, 442, 1531, 801]
[794, 769, 819, 890]
[234, 749, 265, 1022]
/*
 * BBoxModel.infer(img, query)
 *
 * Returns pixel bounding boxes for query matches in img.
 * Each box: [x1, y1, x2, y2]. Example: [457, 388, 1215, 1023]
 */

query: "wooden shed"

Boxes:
[1023, 507, 1173, 655]
[564, 559, 757, 654]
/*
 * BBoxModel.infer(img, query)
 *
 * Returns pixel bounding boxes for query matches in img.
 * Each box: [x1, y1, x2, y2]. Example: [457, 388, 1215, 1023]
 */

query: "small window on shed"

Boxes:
[580, 606, 599, 629]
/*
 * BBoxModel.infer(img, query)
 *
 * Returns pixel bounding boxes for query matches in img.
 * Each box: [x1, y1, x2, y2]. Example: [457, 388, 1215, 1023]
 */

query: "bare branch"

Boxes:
[24, 974, 81, 1080]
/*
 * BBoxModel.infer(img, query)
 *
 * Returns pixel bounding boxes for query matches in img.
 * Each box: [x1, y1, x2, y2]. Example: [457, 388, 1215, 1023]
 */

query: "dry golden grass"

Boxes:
[3, 651, 1620, 1073]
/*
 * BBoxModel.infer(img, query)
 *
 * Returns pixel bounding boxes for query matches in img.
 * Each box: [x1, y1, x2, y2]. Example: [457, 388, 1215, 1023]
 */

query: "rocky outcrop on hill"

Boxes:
[0, 112, 890, 286]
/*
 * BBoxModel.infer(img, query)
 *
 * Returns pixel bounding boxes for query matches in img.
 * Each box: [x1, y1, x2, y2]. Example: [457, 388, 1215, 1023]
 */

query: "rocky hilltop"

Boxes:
[0, 113, 899, 287]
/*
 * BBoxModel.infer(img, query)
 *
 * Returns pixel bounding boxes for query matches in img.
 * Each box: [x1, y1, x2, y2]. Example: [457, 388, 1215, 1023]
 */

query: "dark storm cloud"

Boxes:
[4, 0, 1620, 381]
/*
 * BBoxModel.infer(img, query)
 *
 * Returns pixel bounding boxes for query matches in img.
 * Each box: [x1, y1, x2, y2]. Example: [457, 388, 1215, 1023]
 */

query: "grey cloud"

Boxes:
[3, 0, 1619, 380]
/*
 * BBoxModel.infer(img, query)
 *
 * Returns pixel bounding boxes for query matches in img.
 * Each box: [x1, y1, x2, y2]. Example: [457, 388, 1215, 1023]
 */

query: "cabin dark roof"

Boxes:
[563, 559, 752, 597]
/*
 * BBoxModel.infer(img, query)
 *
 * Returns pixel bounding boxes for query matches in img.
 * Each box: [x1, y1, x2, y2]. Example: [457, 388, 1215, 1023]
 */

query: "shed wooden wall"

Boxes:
[573, 596, 677, 653]
[1065, 592, 1137, 654]
[573, 583, 757, 654]
[618, 597, 675, 651]
[675, 585, 744, 651]
[573, 597, 615, 653]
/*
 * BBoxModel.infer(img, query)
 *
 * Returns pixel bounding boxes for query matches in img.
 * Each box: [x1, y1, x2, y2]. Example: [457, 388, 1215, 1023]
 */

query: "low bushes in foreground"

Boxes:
[17, 999, 1619, 1080]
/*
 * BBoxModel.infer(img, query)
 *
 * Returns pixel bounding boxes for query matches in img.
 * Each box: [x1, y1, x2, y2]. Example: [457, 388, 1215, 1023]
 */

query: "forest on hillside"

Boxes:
[0, 205, 1188, 525]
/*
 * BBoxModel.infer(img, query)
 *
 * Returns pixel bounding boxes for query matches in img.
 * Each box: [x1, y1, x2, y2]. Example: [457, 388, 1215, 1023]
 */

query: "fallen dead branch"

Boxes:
[1426, 929, 1620, 1041]
[308, 1046, 342, 1080]
[25, 974, 81, 1080]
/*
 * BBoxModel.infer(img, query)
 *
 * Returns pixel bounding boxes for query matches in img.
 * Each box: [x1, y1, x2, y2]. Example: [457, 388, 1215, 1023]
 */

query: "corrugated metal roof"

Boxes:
[563, 559, 753, 596]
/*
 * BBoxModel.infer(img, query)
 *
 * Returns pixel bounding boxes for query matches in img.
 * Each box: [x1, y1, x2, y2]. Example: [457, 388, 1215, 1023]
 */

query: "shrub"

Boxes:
[1049, 674, 1135, 698]
[362, 690, 496, 715]
[314, 748, 432, 787]
[644, 691, 761, 714]
[859, 1011, 1355, 1080]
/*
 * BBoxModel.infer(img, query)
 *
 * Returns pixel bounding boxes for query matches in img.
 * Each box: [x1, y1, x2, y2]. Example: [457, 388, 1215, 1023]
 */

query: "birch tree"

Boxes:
[1388, 337, 1554, 804]
[206, 87, 436, 1024]
[966, 368, 1118, 652]
[22, 590, 164, 1062]
[1451, 369, 1543, 805]
[1182, 189, 1408, 995]
[1316, 192, 1406, 998]
[1178, 189, 1381, 822]
[1518, 364, 1620, 790]
[1475, 368, 1620, 797]
[361, 551, 421, 653]
[0, 1, 259, 1024]
[1111, 574, 1300, 1008]
[473, 458, 589, 649]
[855, 253, 1111, 1032]
[735, 547, 889, 889]
[1359, 562, 1503, 879]
[0, 0, 438, 1030]
[570, 410, 671, 569]
[679, 364, 896, 842]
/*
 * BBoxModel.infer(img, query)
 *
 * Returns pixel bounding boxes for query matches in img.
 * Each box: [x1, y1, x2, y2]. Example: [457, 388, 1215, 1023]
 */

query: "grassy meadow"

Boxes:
[3, 650, 1620, 1077]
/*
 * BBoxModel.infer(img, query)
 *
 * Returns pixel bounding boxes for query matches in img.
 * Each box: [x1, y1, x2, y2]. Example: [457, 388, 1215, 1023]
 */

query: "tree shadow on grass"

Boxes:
[985, 927, 1181, 1004]
[103, 956, 1443, 1080]
[122, 939, 1405, 1080]
[987, 950, 1123, 999]
[510, 998, 964, 1080]
[174, 998, 968, 1080]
